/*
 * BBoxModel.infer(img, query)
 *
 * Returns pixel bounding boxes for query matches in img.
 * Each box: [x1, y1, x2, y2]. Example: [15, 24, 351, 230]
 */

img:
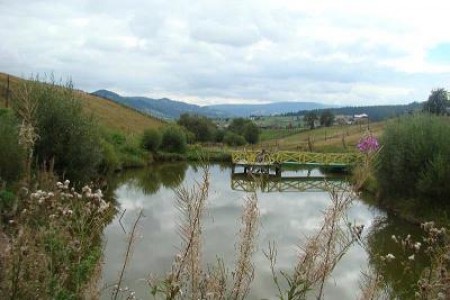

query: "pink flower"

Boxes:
[357, 135, 379, 153]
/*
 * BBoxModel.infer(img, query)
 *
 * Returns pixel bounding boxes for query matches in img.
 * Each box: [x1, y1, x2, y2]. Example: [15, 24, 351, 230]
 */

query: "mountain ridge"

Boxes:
[91, 89, 333, 119]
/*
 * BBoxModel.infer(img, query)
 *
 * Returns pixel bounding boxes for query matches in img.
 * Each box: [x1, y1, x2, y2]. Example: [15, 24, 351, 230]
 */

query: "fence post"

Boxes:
[5, 75, 10, 108]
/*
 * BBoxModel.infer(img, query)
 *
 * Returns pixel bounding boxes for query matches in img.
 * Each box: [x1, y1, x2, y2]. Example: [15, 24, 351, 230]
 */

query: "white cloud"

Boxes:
[0, 0, 449, 106]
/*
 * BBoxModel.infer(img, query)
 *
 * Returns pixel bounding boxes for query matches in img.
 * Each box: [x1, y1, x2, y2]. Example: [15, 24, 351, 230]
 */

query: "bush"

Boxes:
[16, 78, 103, 183]
[161, 126, 187, 153]
[0, 111, 25, 183]
[244, 122, 260, 144]
[223, 132, 246, 147]
[98, 139, 121, 173]
[376, 114, 450, 204]
[141, 128, 162, 152]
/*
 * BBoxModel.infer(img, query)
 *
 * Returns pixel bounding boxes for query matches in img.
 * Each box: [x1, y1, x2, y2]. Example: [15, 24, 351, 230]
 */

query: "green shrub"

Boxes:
[141, 128, 162, 152]
[223, 132, 246, 146]
[376, 114, 450, 204]
[0, 111, 25, 183]
[161, 126, 187, 153]
[244, 122, 260, 144]
[98, 139, 121, 173]
[17, 78, 103, 183]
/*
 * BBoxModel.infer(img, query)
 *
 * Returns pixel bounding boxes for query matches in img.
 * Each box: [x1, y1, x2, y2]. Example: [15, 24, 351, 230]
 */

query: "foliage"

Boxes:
[423, 88, 449, 115]
[376, 114, 450, 204]
[243, 122, 260, 144]
[0, 111, 25, 183]
[161, 125, 187, 153]
[223, 131, 246, 147]
[177, 113, 217, 142]
[285, 102, 422, 122]
[0, 180, 114, 299]
[228, 118, 260, 144]
[319, 110, 335, 127]
[304, 111, 318, 129]
[141, 128, 162, 152]
[14, 77, 103, 183]
[228, 117, 249, 134]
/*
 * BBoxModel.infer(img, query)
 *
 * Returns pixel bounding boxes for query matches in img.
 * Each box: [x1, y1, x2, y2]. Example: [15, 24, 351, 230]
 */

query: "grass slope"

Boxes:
[258, 121, 384, 152]
[0, 72, 165, 134]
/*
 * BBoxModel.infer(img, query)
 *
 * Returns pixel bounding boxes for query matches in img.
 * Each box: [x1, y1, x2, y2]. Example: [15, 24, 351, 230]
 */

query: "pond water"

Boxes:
[100, 163, 424, 299]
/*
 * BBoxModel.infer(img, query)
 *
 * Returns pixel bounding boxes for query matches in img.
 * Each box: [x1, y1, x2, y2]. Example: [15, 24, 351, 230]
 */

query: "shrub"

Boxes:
[376, 114, 450, 204]
[223, 131, 246, 146]
[0, 111, 25, 183]
[140, 128, 162, 152]
[244, 122, 260, 144]
[98, 139, 121, 173]
[17, 78, 103, 183]
[161, 126, 187, 153]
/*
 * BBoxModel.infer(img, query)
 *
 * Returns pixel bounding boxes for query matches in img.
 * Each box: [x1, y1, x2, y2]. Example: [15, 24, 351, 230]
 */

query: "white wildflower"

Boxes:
[56, 182, 64, 189]
[408, 254, 415, 261]
[385, 253, 395, 262]
[414, 242, 421, 251]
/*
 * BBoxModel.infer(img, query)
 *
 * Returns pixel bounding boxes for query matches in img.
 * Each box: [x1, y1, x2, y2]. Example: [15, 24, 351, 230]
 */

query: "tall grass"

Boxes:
[376, 114, 450, 205]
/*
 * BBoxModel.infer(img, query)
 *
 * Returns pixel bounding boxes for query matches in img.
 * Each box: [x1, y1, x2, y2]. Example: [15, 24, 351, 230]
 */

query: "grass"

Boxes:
[0, 72, 165, 135]
[257, 121, 384, 152]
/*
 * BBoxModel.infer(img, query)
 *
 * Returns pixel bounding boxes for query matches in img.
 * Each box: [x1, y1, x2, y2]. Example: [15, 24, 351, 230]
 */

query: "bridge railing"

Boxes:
[232, 150, 364, 166]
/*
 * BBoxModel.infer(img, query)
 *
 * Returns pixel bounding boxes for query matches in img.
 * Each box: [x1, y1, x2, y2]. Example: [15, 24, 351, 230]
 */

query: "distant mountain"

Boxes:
[91, 90, 227, 119]
[205, 102, 332, 117]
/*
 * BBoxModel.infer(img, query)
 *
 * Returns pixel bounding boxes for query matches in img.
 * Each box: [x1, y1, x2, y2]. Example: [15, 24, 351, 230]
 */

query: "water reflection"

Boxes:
[101, 163, 422, 299]
[365, 215, 427, 299]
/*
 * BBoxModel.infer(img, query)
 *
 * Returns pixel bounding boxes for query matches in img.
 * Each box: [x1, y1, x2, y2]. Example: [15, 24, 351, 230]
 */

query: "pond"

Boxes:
[100, 163, 425, 299]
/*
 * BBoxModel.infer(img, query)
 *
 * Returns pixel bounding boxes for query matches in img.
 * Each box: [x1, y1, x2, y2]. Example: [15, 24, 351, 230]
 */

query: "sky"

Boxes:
[1, 0, 449, 106]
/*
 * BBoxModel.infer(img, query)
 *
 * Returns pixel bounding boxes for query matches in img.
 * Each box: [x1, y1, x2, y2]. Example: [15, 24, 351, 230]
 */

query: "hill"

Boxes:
[285, 103, 423, 122]
[205, 101, 332, 117]
[92, 89, 227, 119]
[0, 73, 164, 134]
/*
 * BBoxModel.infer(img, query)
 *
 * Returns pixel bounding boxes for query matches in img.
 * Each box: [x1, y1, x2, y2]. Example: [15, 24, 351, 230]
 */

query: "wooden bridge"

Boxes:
[231, 150, 364, 175]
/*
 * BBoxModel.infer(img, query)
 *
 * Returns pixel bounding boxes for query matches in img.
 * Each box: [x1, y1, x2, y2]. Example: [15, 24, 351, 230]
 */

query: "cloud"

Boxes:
[1, 0, 450, 106]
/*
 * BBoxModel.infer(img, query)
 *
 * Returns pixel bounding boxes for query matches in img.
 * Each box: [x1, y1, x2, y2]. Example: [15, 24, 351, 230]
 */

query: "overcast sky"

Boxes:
[1, 0, 449, 106]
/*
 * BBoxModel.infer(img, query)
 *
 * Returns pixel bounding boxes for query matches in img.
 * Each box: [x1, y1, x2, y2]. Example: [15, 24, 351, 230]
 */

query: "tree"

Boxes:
[320, 110, 335, 127]
[304, 111, 318, 129]
[423, 88, 449, 115]
[161, 126, 187, 153]
[228, 118, 248, 134]
[228, 118, 260, 144]
[177, 113, 217, 142]
[244, 122, 260, 144]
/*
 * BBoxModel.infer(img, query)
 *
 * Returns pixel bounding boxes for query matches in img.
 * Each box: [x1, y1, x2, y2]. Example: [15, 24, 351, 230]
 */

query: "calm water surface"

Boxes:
[100, 163, 423, 299]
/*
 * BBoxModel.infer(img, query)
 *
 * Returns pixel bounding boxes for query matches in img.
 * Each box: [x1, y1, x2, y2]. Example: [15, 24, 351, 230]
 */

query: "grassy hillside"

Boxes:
[0, 72, 165, 135]
[256, 121, 384, 152]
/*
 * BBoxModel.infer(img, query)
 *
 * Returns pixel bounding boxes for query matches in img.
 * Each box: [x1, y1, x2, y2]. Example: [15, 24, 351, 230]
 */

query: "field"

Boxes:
[0, 72, 165, 135]
[256, 120, 384, 152]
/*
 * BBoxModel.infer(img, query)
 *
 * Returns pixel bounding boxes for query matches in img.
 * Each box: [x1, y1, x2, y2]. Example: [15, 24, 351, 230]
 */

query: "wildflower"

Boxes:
[408, 254, 415, 261]
[357, 135, 380, 154]
[82, 185, 91, 194]
[64, 179, 70, 188]
[56, 182, 64, 189]
[391, 235, 398, 243]
[385, 253, 395, 262]
[98, 199, 110, 213]
[414, 242, 421, 251]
